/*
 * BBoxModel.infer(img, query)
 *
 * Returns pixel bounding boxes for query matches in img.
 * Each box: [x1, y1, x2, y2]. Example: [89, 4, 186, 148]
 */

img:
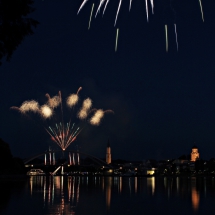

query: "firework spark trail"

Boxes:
[145, 0, 149, 22]
[76, 87, 82, 94]
[174, 24, 178, 51]
[198, 0, 204, 22]
[150, 0, 154, 14]
[165, 25, 168, 52]
[40, 105, 53, 119]
[47, 122, 80, 150]
[77, 0, 89, 14]
[95, 0, 105, 18]
[103, 0, 109, 15]
[129, 0, 132, 11]
[88, 3, 94, 29]
[115, 28, 119, 52]
[114, 0, 122, 26]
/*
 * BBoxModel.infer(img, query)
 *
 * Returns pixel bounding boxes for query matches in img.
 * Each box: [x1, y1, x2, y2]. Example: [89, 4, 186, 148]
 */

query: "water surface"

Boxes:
[1, 176, 215, 215]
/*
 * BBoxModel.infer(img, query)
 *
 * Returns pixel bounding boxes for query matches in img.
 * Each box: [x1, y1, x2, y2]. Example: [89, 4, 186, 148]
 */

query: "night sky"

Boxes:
[1, 0, 215, 161]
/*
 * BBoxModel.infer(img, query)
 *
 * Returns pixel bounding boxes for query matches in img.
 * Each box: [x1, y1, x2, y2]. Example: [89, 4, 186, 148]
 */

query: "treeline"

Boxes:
[0, 138, 25, 174]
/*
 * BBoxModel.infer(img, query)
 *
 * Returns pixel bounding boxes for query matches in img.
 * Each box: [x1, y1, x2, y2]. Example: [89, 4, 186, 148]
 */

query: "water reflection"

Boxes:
[15, 176, 215, 214]
[29, 176, 80, 214]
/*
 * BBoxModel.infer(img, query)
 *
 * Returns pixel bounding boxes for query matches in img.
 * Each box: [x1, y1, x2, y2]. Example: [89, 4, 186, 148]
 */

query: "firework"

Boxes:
[95, 0, 105, 18]
[45, 93, 61, 108]
[11, 100, 40, 113]
[82, 98, 92, 110]
[67, 94, 79, 107]
[103, 0, 109, 15]
[77, 98, 92, 119]
[115, 28, 119, 52]
[129, 0, 132, 11]
[77, 0, 89, 14]
[12, 87, 113, 151]
[198, 0, 204, 22]
[78, 109, 88, 119]
[165, 25, 168, 52]
[67, 87, 82, 108]
[88, 3, 94, 29]
[174, 24, 178, 51]
[40, 105, 53, 119]
[114, 0, 122, 26]
[145, 0, 149, 22]
[46, 122, 80, 151]
[90, 109, 114, 126]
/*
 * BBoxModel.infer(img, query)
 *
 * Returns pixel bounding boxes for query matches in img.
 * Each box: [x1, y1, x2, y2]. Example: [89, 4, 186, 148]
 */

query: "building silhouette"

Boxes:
[106, 139, 111, 164]
[191, 145, 200, 162]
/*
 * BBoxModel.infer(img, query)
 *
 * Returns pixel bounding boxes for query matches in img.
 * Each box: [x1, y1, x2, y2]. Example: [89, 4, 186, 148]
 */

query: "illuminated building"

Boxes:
[191, 145, 200, 162]
[106, 139, 111, 164]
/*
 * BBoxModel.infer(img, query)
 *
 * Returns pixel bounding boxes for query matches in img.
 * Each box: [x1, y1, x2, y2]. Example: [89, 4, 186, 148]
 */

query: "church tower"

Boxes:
[191, 145, 200, 162]
[106, 139, 111, 164]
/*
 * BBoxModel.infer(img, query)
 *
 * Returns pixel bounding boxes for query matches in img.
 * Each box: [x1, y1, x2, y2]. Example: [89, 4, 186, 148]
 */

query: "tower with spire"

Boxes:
[106, 139, 111, 164]
[191, 145, 200, 162]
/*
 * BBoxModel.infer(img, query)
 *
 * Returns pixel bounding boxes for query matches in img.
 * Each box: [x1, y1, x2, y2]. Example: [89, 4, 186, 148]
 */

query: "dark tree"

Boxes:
[0, 138, 25, 174]
[0, 138, 13, 172]
[0, 0, 39, 65]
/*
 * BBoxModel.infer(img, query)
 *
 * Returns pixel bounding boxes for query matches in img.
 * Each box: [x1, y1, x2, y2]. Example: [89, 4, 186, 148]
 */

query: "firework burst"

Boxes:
[11, 87, 113, 151]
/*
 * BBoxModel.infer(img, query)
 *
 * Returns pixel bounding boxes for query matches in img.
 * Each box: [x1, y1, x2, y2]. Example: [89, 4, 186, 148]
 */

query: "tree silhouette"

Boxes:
[0, 0, 39, 65]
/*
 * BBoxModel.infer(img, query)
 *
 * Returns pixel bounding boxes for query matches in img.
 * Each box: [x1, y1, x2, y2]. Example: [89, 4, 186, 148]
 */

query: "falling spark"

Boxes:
[95, 0, 105, 18]
[150, 0, 154, 14]
[40, 105, 53, 119]
[103, 0, 109, 15]
[114, 0, 122, 26]
[165, 25, 168, 52]
[115, 28, 119, 52]
[145, 0, 149, 22]
[174, 24, 178, 51]
[77, 0, 89, 14]
[129, 0, 132, 11]
[198, 0, 204, 22]
[88, 3, 94, 29]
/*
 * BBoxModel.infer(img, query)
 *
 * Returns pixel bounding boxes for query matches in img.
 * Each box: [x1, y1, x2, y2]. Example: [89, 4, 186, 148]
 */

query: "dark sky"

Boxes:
[1, 0, 215, 161]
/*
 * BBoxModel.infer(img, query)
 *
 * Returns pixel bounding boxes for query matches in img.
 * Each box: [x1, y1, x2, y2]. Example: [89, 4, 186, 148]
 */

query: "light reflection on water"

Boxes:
[2, 176, 215, 214]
